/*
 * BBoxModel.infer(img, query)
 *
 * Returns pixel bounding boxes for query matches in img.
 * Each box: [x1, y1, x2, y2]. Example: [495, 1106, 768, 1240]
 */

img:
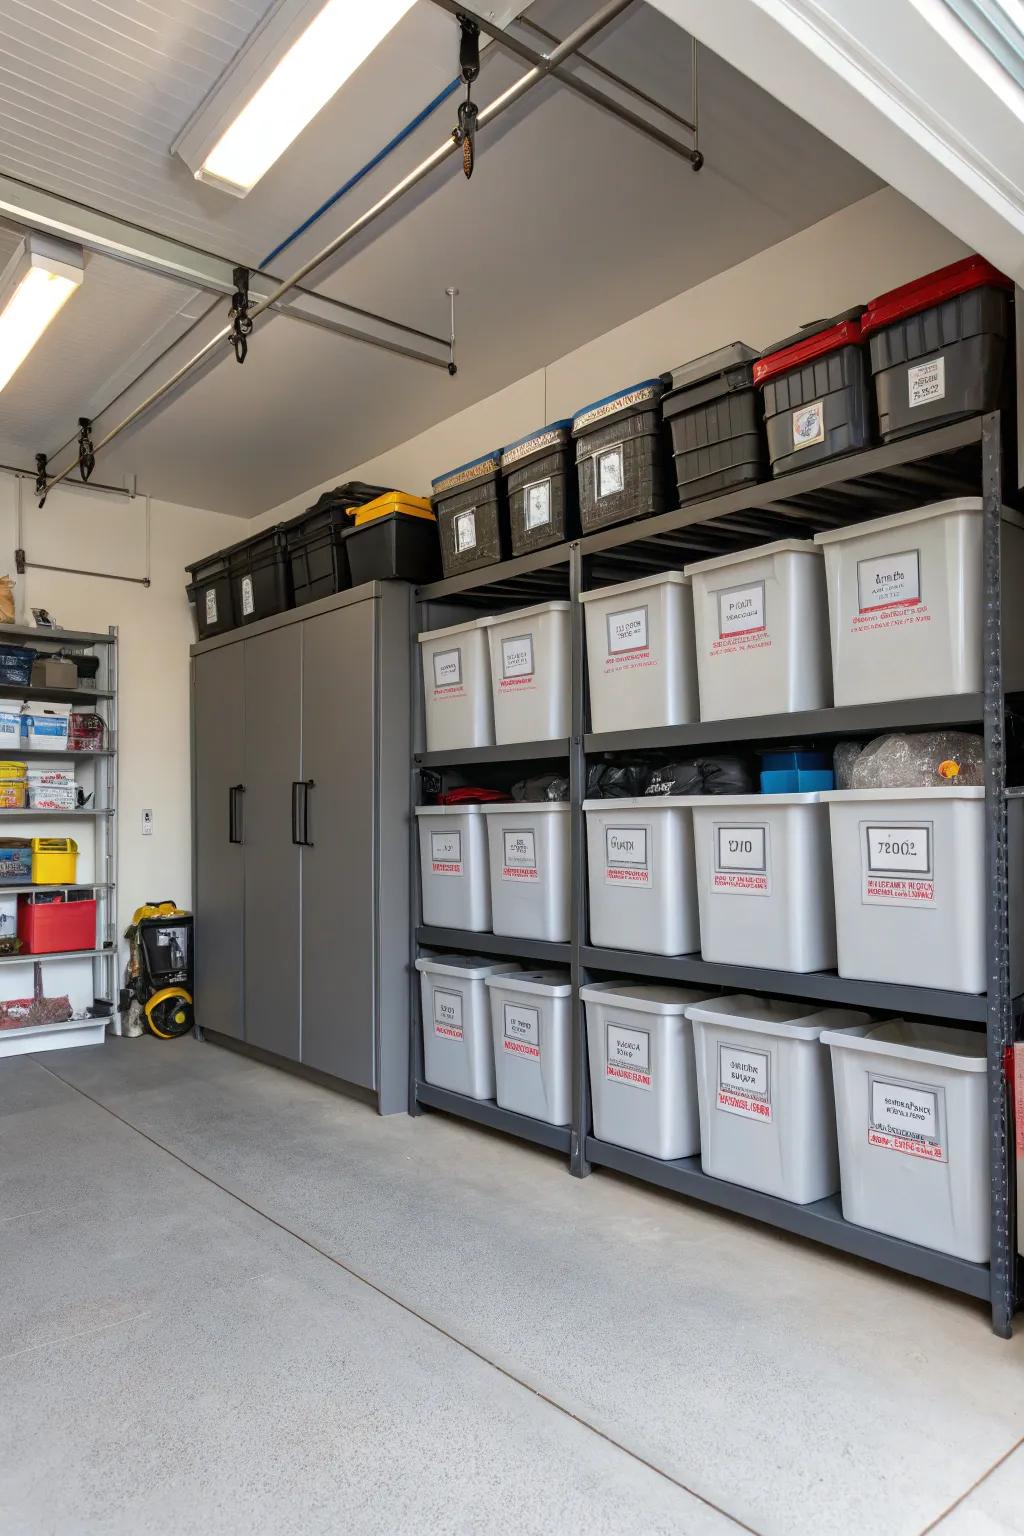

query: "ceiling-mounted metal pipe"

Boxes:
[429, 0, 701, 163]
[41, 0, 636, 498]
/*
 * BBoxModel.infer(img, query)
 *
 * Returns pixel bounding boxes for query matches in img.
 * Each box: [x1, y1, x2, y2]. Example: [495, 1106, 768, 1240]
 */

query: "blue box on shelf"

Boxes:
[0, 843, 33, 883]
[760, 768, 835, 793]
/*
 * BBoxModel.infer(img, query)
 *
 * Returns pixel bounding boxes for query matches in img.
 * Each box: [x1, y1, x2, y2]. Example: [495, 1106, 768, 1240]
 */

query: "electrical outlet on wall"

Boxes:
[142, 809, 154, 836]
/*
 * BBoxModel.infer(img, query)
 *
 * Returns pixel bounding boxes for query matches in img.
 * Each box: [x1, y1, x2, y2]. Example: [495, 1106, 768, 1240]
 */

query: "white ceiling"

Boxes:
[0, 0, 880, 514]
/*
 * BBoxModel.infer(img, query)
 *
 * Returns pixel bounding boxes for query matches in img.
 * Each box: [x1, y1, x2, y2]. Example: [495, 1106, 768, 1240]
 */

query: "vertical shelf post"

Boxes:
[569, 542, 591, 1176]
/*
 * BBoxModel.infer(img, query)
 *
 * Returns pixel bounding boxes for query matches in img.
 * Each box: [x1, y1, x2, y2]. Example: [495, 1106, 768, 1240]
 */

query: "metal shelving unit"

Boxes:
[409, 415, 1021, 1336]
[0, 624, 118, 1058]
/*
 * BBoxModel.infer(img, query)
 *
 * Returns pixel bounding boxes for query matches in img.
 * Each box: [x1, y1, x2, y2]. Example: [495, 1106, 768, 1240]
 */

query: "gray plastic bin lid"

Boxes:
[820, 1017, 987, 1069]
[685, 994, 871, 1040]
[579, 980, 717, 1015]
[663, 342, 759, 393]
[415, 954, 521, 981]
[684, 537, 822, 579]
[813, 495, 1024, 546]
[579, 570, 690, 604]
[415, 803, 488, 817]
[484, 968, 572, 997]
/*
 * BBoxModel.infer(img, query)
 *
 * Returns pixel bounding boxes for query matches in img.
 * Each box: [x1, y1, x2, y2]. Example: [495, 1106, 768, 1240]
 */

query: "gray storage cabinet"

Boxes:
[191, 582, 411, 1112]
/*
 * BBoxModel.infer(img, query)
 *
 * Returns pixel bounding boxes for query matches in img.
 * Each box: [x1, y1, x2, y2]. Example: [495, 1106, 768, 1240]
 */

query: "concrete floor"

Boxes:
[2, 1038, 1023, 1536]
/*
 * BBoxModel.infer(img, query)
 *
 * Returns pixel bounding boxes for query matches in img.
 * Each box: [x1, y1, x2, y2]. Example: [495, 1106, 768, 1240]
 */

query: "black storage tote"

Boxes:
[343, 497, 441, 585]
[862, 255, 1013, 442]
[662, 343, 768, 503]
[754, 310, 871, 476]
[229, 528, 293, 626]
[431, 450, 509, 578]
[284, 482, 390, 607]
[501, 420, 578, 555]
[186, 548, 236, 640]
[572, 379, 667, 532]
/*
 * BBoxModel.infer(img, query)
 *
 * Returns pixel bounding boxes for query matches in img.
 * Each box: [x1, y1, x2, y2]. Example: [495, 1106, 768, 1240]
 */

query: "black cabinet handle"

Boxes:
[300, 779, 314, 847]
[229, 784, 245, 844]
[291, 780, 314, 847]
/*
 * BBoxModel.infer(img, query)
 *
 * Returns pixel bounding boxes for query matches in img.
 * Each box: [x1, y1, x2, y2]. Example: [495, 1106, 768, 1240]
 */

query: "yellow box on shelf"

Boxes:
[30, 837, 78, 883]
[353, 492, 434, 525]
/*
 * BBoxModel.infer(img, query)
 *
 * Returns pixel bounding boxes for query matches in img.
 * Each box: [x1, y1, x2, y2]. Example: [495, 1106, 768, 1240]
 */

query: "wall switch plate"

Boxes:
[142, 809, 154, 835]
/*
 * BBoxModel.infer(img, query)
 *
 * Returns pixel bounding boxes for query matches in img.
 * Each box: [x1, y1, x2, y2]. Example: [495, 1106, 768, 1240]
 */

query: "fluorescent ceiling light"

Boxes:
[176, 0, 418, 197]
[0, 234, 83, 394]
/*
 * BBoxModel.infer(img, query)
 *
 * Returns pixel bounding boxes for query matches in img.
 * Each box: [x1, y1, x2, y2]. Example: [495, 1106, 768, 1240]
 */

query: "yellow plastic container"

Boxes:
[31, 837, 78, 883]
[0, 760, 25, 781]
[0, 781, 26, 809]
[353, 492, 434, 525]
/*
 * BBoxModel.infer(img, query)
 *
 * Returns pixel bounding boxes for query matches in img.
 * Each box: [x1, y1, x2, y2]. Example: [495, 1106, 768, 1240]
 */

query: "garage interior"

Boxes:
[1, 2, 1024, 1533]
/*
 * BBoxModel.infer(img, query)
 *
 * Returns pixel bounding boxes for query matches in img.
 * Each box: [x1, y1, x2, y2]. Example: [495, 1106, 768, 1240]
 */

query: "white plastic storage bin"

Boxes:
[685, 539, 832, 720]
[22, 701, 71, 751]
[583, 797, 700, 956]
[824, 787, 1023, 993]
[0, 892, 16, 946]
[688, 792, 836, 972]
[416, 953, 520, 1099]
[822, 1019, 990, 1261]
[580, 572, 699, 734]
[418, 617, 493, 752]
[486, 969, 573, 1124]
[814, 498, 1024, 706]
[415, 805, 491, 932]
[688, 996, 871, 1203]
[481, 801, 570, 942]
[582, 980, 717, 1159]
[482, 602, 571, 744]
[0, 698, 22, 749]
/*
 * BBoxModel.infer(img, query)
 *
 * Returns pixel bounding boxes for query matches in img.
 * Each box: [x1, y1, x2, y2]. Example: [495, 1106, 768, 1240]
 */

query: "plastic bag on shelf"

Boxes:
[510, 773, 569, 802]
[833, 740, 863, 790]
[848, 731, 984, 789]
[586, 760, 650, 798]
[645, 755, 756, 796]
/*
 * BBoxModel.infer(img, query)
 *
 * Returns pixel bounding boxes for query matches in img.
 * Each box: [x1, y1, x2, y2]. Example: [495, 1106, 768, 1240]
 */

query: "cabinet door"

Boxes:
[243, 624, 302, 1061]
[300, 600, 377, 1088]
[193, 644, 245, 1041]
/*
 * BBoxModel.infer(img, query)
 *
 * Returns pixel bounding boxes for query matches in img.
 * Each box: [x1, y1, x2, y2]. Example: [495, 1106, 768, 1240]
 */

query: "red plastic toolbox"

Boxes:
[18, 894, 96, 954]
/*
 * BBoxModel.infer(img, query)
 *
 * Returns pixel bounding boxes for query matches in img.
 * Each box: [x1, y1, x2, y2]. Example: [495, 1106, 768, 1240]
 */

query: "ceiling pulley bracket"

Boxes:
[230, 265, 254, 364]
[451, 15, 481, 179]
[35, 453, 48, 509]
[77, 418, 95, 482]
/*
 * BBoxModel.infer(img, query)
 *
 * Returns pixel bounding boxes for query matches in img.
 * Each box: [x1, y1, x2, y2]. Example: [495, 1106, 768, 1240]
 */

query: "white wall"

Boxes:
[0, 476, 241, 955]
[258, 187, 968, 524]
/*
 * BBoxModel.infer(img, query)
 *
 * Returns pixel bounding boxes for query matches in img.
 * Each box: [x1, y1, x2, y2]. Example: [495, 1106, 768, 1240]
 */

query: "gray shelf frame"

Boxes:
[408, 415, 1020, 1335]
[415, 738, 570, 768]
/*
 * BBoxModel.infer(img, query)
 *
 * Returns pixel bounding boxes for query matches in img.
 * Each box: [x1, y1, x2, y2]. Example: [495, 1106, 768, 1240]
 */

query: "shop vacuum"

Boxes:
[120, 902, 194, 1038]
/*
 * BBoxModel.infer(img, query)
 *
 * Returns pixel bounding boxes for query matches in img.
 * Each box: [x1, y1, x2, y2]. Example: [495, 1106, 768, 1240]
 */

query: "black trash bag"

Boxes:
[511, 773, 569, 802]
[644, 755, 756, 796]
[586, 760, 651, 798]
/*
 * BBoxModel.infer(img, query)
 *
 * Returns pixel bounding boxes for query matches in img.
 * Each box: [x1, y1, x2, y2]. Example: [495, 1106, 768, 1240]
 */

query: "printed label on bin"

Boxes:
[204, 588, 218, 625]
[605, 604, 649, 662]
[862, 822, 934, 905]
[857, 550, 921, 614]
[604, 826, 650, 887]
[597, 445, 624, 499]
[792, 400, 824, 450]
[503, 828, 538, 881]
[606, 1021, 651, 1090]
[717, 1042, 772, 1122]
[869, 1075, 946, 1161]
[432, 647, 463, 693]
[525, 479, 552, 530]
[713, 824, 770, 895]
[503, 1001, 541, 1058]
[433, 988, 464, 1041]
[908, 356, 945, 409]
[716, 581, 766, 642]
[429, 830, 463, 876]
[240, 576, 254, 617]
[500, 634, 535, 686]
[25, 716, 68, 738]
[454, 509, 477, 553]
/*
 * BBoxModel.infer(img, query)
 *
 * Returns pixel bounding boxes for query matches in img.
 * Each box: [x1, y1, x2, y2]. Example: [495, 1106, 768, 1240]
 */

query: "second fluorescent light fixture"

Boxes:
[0, 234, 83, 395]
[173, 0, 418, 197]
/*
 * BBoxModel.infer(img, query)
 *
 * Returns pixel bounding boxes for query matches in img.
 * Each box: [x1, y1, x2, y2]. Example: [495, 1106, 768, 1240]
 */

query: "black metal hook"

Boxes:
[35, 452, 48, 509]
[230, 265, 253, 365]
[77, 417, 95, 482]
[452, 15, 481, 180]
